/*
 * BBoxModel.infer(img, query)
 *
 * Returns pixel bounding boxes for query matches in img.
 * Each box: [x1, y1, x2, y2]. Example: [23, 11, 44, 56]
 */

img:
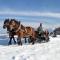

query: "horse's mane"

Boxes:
[21, 24, 25, 29]
[10, 19, 20, 25]
[4, 19, 10, 24]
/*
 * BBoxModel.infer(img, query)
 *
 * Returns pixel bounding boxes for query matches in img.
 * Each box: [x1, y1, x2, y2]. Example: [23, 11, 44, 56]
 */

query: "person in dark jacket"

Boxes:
[37, 23, 43, 36]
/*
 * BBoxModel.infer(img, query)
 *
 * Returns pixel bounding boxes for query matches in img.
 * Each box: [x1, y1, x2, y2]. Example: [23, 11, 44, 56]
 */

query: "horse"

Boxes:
[9, 19, 36, 45]
[3, 19, 17, 45]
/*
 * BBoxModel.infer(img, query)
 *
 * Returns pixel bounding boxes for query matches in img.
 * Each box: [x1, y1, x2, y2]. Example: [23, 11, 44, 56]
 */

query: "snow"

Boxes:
[0, 35, 60, 60]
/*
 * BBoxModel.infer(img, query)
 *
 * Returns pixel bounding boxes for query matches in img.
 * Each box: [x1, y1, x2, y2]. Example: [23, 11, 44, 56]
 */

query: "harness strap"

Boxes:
[16, 26, 21, 32]
[24, 27, 27, 33]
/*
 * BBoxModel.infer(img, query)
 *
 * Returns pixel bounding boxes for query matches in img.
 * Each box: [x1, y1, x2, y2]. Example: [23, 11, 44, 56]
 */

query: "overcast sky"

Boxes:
[0, 0, 60, 25]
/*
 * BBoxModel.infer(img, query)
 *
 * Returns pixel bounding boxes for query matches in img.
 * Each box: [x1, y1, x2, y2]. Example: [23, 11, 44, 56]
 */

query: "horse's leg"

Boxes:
[29, 36, 35, 44]
[17, 37, 20, 45]
[8, 37, 12, 45]
[13, 37, 16, 44]
[20, 38, 22, 45]
[28, 38, 30, 43]
[32, 38, 35, 45]
[17, 37, 22, 45]
[25, 37, 27, 43]
[28, 36, 32, 43]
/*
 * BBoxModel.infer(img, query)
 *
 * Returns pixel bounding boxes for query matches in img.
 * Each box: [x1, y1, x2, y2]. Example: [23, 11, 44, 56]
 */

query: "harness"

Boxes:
[15, 26, 21, 32]
[15, 25, 27, 33]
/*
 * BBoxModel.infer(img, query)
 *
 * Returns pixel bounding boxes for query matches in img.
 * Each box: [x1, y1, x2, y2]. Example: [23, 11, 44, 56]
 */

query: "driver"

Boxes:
[37, 23, 43, 36]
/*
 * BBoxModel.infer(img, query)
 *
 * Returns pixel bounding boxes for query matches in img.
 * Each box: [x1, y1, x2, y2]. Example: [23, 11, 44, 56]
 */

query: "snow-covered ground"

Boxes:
[0, 35, 60, 60]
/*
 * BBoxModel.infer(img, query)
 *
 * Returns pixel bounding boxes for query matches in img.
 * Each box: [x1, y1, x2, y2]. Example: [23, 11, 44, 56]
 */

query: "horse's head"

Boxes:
[3, 19, 10, 29]
[9, 19, 21, 31]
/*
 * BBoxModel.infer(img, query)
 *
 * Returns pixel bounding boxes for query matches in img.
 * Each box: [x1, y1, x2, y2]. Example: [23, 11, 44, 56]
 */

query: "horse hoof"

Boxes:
[8, 43, 12, 45]
[32, 42, 34, 45]
[14, 42, 16, 45]
[18, 44, 22, 46]
[20, 43, 22, 46]
[18, 42, 22, 46]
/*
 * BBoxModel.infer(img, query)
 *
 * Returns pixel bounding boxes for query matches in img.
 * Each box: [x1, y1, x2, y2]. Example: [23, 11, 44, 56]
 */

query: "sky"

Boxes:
[0, 0, 60, 28]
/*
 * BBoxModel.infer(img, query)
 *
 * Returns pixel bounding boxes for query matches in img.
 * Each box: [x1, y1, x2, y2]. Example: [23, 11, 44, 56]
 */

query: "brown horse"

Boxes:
[9, 20, 36, 45]
[3, 19, 17, 45]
